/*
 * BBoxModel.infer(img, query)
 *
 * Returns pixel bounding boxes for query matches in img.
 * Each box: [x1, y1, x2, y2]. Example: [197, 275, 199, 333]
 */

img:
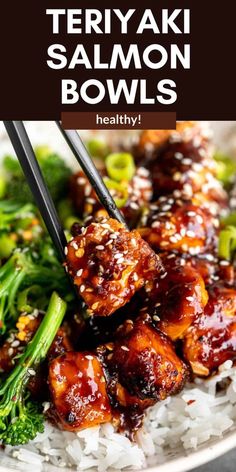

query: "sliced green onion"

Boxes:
[221, 211, 236, 227]
[64, 216, 80, 230]
[58, 199, 74, 222]
[105, 153, 135, 182]
[87, 139, 110, 159]
[34, 145, 53, 161]
[214, 152, 236, 187]
[104, 178, 128, 208]
[218, 225, 236, 260]
[0, 176, 6, 199]
[0, 233, 16, 259]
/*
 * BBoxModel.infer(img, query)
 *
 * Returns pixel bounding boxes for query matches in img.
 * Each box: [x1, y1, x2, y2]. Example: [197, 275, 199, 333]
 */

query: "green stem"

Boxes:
[0, 292, 67, 394]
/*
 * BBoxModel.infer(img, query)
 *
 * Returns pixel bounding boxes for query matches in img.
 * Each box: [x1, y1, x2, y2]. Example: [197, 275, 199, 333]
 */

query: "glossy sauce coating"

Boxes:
[66, 218, 163, 316]
[183, 283, 236, 376]
[139, 196, 218, 255]
[148, 257, 208, 340]
[104, 318, 189, 408]
[135, 123, 227, 215]
[48, 351, 112, 431]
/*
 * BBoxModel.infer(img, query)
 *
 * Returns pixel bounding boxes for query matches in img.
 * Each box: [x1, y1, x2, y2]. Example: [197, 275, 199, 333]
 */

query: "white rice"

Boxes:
[1, 360, 236, 471]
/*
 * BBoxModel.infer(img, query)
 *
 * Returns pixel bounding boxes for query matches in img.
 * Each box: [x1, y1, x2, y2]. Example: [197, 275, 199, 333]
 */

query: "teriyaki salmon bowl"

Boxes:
[0, 121, 236, 472]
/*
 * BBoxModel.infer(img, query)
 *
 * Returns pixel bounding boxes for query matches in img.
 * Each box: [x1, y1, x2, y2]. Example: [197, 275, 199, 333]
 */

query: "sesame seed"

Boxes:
[170, 236, 177, 243]
[153, 315, 160, 321]
[183, 184, 193, 196]
[162, 205, 171, 212]
[76, 268, 83, 277]
[71, 241, 79, 250]
[167, 253, 176, 259]
[187, 211, 196, 217]
[189, 246, 201, 255]
[160, 241, 169, 247]
[133, 272, 138, 281]
[28, 368, 36, 376]
[11, 340, 20, 348]
[151, 221, 160, 228]
[137, 167, 149, 177]
[205, 254, 215, 261]
[77, 177, 86, 185]
[8, 348, 14, 356]
[174, 152, 183, 160]
[117, 257, 124, 264]
[175, 233, 182, 241]
[165, 222, 171, 230]
[80, 285, 85, 293]
[212, 275, 220, 281]
[101, 223, 111, 230]
[173, 172, 181, 181]
[193, 163, 203, 172]
[114, 253, 123, 259]
[84, 185, 91, 196]
[96, 245, 105, 250]
[196, 215, 203, 224]
[121, 346, 129, 351]
[186, 296, 194, 302]
[86, 198, 96, 204]
[173, 190, 182, 198]
[160, 272, 167, 279]
[219, 260, 230, 266]
[64, 247, 68, 255]
[186, 230, 195, 238]
[182, 158, 192, 165]
[110, 234, 117, 239]
[43, 402, 51, 412]
[130, 202, 139, 210]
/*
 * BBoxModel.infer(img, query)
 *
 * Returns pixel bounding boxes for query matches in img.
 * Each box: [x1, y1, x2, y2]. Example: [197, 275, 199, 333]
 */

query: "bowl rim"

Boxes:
[142, 429, 236, 472]
[0, 430, 236, 472]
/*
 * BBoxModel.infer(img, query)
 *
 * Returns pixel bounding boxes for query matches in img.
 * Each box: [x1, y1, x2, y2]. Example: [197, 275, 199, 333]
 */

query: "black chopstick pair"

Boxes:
[3, 121, 127, 263]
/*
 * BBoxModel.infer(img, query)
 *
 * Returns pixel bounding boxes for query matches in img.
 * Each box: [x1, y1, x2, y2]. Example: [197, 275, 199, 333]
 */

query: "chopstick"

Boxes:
[56, 122, 128, 228]
[3, 121, 67, 262]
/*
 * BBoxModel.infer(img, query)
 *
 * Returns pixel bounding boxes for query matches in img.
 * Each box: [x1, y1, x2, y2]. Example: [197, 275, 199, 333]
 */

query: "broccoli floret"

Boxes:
[0, 249, 69, 335]
[0, 200, 34, 232]
[3, 147, 72, 204]
[0, 400, 44, 445]
[0, 292, 67, 445]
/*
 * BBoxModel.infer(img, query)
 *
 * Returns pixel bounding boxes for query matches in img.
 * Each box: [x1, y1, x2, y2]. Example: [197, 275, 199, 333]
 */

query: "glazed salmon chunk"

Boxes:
[105, 317, 189, 407]
[48, 351, 112, 431]
[65, 218, 163, 316]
